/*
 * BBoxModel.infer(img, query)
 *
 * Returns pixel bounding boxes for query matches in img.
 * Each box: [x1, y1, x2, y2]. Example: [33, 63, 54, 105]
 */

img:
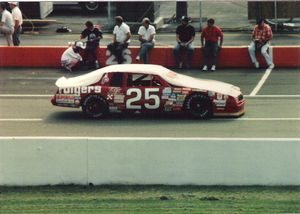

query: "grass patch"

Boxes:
[0, 185, 299, 213]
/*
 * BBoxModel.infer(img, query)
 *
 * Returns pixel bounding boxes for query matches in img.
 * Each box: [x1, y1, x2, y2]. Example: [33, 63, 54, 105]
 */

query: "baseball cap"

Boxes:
[181, 16, 189, 22]
[75, 41, 86, 49]
[8, 2, 18, 5]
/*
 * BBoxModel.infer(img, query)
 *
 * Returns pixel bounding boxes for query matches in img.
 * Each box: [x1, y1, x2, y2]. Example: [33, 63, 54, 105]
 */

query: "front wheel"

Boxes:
[82, 95, 108, 119]
[184, 94, 212, 119]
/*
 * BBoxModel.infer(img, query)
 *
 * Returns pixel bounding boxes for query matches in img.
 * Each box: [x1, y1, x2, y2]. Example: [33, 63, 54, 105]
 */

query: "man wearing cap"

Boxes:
[61, 41, 85, 72]
[201, 18, 223, 71]
[136, 17, 156, 64]
[248, 19, 274, 69]
[107, 16, 131, 64]
[0, 3, 14, 46]
[173, 16, 195, 69]
[81, 20, 103, 69]
[9, 2, 22, 46]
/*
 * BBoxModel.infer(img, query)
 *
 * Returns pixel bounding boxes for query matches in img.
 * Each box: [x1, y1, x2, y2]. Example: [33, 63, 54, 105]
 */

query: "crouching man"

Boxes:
[61, 41, 85, 72]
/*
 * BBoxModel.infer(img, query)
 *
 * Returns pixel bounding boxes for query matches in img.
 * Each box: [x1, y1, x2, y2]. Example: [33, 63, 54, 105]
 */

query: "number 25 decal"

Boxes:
[126, 88, 160, 110]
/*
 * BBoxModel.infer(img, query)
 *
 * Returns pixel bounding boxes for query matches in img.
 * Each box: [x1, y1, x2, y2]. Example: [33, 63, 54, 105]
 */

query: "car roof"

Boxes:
[97, 64, 171, 75]
[56, 64, 171, 88]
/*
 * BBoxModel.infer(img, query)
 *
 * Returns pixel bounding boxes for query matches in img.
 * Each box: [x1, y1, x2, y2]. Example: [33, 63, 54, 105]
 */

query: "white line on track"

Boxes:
[0, 136, 299, 141]
[244, 95, 300, 98]
[0, 119, 43, 122]
[8, 77, 58, 80]
[216, 118, 300, 121]
[0, 94, 52, 98]
[1, 118, 300, 122]
[250, 68, 273, 96]
[1, 94, 300, 98]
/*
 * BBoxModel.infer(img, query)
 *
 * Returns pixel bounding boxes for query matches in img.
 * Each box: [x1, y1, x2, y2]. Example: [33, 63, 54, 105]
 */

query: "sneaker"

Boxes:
[136, 56, 140, 62]
[254, 62, 259, 69]
[268, 63, 275, 69]
[65, 66, 72, 72]
[202, 65, 208, 71]
[211, 65, 216, 71]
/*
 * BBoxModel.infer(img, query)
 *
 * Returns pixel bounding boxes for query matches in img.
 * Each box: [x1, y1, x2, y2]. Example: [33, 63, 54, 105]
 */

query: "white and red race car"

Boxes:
[51, 64, 245, 119]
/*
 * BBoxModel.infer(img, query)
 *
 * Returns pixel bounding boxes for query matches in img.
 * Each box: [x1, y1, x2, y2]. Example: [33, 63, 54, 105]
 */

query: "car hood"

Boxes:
[167, 74, 242, 97]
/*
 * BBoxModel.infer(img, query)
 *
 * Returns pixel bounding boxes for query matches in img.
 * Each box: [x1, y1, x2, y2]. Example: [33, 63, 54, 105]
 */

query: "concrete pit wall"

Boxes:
[0, 137, 299, 186]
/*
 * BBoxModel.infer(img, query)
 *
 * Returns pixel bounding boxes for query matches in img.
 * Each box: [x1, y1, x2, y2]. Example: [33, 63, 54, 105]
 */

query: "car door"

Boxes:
[125, 73, 168, 113]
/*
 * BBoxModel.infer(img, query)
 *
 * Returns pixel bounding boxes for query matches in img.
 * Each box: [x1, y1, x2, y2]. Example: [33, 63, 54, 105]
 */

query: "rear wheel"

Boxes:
[82, 95, 108, 119]
[80, 2, 100, 12]
[184, 94, 212, 119]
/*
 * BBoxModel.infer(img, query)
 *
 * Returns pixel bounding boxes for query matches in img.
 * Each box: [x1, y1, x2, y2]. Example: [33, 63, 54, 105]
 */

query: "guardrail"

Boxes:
[0, 46, 299, 68]
[0, 137, 299, 186]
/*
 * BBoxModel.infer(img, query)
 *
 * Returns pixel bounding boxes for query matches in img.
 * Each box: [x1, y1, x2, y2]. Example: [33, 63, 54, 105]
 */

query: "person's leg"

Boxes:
[0, 26, 14, 46]
[261, 43, 273, 67]
[211, 42, 219, 66]
[115, 43, 128, 64]
[248, 41, 258, 67]
[186, 43, 194, 68]
[173, 43, 181, 67]
[202, 42, 210, 67]
[13, 26, 21, 46]
[5, 34, 13, 46]
[140, 42, 154, 64]
[107, 43, 115, 55]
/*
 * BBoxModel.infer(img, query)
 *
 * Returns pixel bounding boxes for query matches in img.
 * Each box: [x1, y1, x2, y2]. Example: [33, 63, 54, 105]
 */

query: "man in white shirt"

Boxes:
[0, 3, 14, 46]
[61, 41, 85, 72]
[9, 2, 22, 46]
[136, 17, 156, 64]
[107, 16, 131, 64]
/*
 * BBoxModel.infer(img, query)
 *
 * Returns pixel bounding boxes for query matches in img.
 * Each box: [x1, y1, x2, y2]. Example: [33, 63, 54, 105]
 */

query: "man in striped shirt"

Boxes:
[248, 19, 274, 69]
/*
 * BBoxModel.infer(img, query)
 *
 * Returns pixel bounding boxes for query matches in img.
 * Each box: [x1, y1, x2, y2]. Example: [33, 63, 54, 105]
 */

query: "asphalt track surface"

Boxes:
[0, 67, 299, 138]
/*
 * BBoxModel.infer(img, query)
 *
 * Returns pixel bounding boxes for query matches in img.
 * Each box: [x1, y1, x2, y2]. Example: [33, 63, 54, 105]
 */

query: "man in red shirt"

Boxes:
[201, 18, 223, 71]
[248, 19, 274, 69]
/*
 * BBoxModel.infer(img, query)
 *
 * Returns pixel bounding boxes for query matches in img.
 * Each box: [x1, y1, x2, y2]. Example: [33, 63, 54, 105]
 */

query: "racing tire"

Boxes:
[80, 2, 100, 13]
[184, 93, 213, 119]
[82, 95, 108, 119]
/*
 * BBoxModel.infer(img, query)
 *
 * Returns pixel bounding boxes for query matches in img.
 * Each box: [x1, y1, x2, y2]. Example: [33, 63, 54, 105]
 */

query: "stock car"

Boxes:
[51, 64, 245, 119]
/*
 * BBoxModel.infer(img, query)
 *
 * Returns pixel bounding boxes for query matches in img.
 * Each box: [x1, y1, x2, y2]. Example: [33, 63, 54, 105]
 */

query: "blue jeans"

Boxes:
[173, 43, 194, 66]
[202, 41, 219, 66]
[138, 42, 154, 64]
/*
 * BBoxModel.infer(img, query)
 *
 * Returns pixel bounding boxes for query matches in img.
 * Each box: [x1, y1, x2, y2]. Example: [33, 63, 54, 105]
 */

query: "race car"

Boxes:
[51, 64, 245, 119]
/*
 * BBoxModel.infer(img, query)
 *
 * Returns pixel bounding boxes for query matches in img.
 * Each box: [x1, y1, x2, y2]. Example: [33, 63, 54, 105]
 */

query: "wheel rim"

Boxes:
[86, 100, 104, 117]
[85, 2, 99, 11]
[190, 98, 210, 117]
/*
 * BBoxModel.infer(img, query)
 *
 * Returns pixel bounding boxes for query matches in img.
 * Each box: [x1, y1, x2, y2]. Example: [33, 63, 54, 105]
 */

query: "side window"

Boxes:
[109, 72, 123, 87]
[127, 74, 151, 87]
[151, 75, 163, 86]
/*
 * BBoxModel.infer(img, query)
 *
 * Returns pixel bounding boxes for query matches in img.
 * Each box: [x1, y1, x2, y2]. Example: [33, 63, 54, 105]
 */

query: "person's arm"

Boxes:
[14, 19, 20, 29]
[148, 34, 155, 42]
[200, 32, 204, 47]
[176, 34, 181, 44]
[138, 34, 146, 43]
[147, 26, 156, 43]
[264, 26, 272, 43]
[123, 31, 131, 43]
[219, 30, 224, 47]
[112, 34, 116, 43]
[186, 36, 194, 46]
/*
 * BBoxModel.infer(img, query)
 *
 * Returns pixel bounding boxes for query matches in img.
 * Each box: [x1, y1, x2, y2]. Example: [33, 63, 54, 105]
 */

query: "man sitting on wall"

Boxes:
[107, 16, 131, 64]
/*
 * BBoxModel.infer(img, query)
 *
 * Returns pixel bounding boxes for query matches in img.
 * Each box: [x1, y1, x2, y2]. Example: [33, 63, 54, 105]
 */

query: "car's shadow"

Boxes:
[46, 111, 237, 125]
